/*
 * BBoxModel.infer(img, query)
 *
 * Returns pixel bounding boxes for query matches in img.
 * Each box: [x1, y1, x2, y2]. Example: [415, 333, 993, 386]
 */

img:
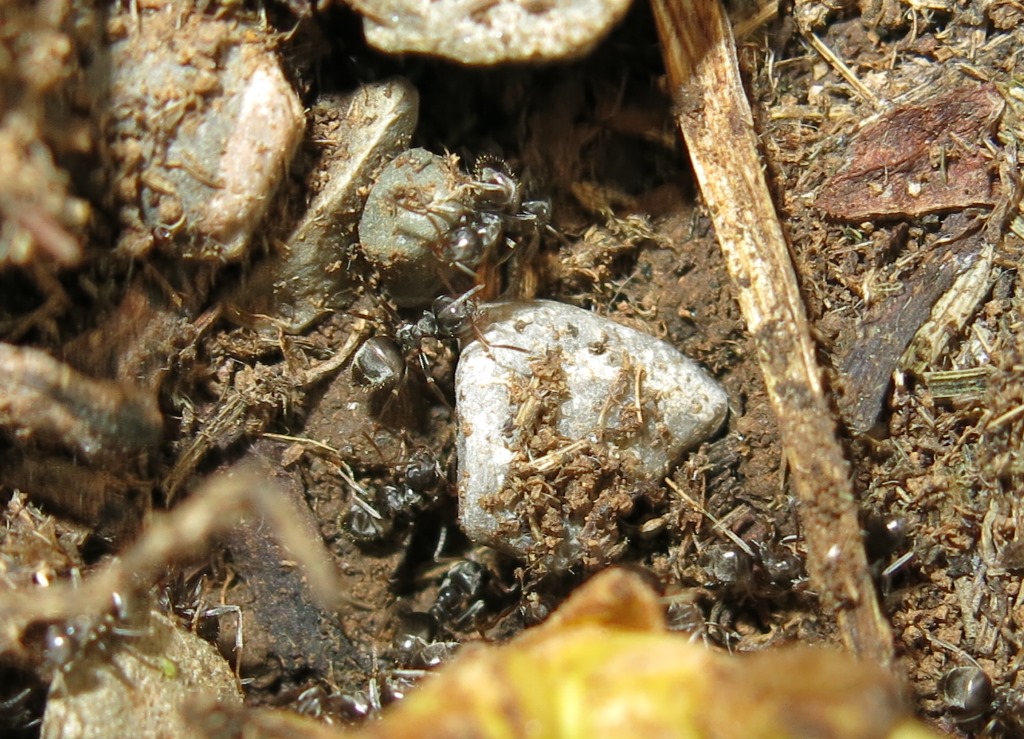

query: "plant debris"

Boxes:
[0, 0, 94, 268]
[815, 83, 1004, 221]
[835, 212, 988, 434]
[2, 0, 1024, 736]
[0, 343, 162, 459]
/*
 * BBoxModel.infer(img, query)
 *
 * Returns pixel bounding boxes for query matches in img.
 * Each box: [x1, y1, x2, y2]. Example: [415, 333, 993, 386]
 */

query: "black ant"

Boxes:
[362, 149, 550, 306]
[422, 559, 511, 637]
[697, 535, 806, 596]
[342, 448, 447, 545]
[24, 587, 152, 699]
[292, 608, 463, 723]
[351, 284, 485, 400]
[353, 152, 551, 408]
[930, 635, 1024, 735]
[429, 560, 489, 630]
[389, 610, 459, 670]
[442, 157, 551, 282]
[295, 648, 432, 723]
[42, 591, 145, 673]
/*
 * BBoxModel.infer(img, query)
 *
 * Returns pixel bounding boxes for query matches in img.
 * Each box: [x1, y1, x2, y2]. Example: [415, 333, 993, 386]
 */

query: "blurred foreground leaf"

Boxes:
[190, 568, 944, 739]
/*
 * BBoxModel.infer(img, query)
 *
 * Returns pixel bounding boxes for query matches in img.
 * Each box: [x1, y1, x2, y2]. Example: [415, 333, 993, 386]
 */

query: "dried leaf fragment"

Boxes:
[816, 83, 1004, 221]
[340, 569, 940, 739]
[836, 215, 987, 433]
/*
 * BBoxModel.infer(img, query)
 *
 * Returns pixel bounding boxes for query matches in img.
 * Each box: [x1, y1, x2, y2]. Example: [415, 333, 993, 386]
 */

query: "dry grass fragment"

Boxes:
[650, 0, 893, 665]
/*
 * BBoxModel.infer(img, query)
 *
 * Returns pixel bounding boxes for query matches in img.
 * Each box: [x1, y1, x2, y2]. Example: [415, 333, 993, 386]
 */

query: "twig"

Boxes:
[805, 32, 882, 108]
[0, 462, 350, 658]
[650, 0, 894, 664]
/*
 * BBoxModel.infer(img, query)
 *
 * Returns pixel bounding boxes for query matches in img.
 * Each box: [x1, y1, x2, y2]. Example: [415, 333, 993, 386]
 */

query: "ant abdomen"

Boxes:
[353, 337, 406, 394]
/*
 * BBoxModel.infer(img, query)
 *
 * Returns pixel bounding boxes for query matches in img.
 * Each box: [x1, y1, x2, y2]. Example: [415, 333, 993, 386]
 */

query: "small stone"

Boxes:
[456, 300, 728, 570]
[350, 0, 633, 65]
[358, 148, 472, 306]
[104, 6, 304, 261]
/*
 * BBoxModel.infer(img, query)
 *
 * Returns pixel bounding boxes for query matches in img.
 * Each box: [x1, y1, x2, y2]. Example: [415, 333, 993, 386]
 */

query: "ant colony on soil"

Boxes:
[319, 137, 730, 721]
[8, 0, 1024, 735]
[349, 140, 728, 573]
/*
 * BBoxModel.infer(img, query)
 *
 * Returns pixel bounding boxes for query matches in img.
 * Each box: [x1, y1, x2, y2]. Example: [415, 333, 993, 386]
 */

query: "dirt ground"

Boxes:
[2, 0, 1023, 736]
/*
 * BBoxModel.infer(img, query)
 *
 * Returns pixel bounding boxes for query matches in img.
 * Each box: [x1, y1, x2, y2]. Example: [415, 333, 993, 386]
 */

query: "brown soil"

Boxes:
[2, 0, 1023, 736]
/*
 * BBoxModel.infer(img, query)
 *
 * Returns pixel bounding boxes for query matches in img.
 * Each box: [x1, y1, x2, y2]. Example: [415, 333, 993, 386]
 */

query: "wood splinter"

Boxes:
[650, 0, 894, 665]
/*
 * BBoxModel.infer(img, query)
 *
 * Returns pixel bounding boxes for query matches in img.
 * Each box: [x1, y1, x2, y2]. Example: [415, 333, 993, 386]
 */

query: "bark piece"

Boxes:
[0, 343, 162, 460]
[836, 215, 987, 434]
[815, 84, 1003, 221]
[220, 445, 356, 678]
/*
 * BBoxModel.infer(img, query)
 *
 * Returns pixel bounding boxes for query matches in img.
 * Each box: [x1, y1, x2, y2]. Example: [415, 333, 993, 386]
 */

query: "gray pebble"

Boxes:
[455, 300, 728, 570]
[358, 148, 472, 306]
[104, 7, 304, 261]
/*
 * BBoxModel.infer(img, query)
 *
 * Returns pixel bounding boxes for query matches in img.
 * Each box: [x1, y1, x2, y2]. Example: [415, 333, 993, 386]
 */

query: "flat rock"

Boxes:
[352, 0, 632, 65]
[233, 79, 419, 331]
[456, 300, 728, 570]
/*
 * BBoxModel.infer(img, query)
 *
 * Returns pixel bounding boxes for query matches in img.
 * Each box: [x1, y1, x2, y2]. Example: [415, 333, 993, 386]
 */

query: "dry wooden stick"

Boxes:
[650, 0, 894, 665]
[0, 462, 349, 661]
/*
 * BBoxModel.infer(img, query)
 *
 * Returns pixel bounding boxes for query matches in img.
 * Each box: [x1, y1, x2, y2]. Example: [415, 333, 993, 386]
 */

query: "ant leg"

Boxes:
[460, 314, 529, 363]
[0, 687, 32, 712]
[205, 604, 244, 677]
[454, 599, 487, 630]
[417, 350, 453, 411]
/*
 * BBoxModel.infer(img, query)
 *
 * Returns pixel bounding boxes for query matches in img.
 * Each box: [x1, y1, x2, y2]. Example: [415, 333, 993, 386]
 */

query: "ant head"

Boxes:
[42, 622, 84, 672]
[431, 285, 484, 340]
[343, 503, 393, 544]
[471, 155, 521, 213]
[521, 199, 552, 228]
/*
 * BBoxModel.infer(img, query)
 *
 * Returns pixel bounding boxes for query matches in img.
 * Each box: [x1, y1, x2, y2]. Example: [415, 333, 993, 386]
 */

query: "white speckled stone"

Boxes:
[456, 300, 728, 568]
[355, 0, 632, 65]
